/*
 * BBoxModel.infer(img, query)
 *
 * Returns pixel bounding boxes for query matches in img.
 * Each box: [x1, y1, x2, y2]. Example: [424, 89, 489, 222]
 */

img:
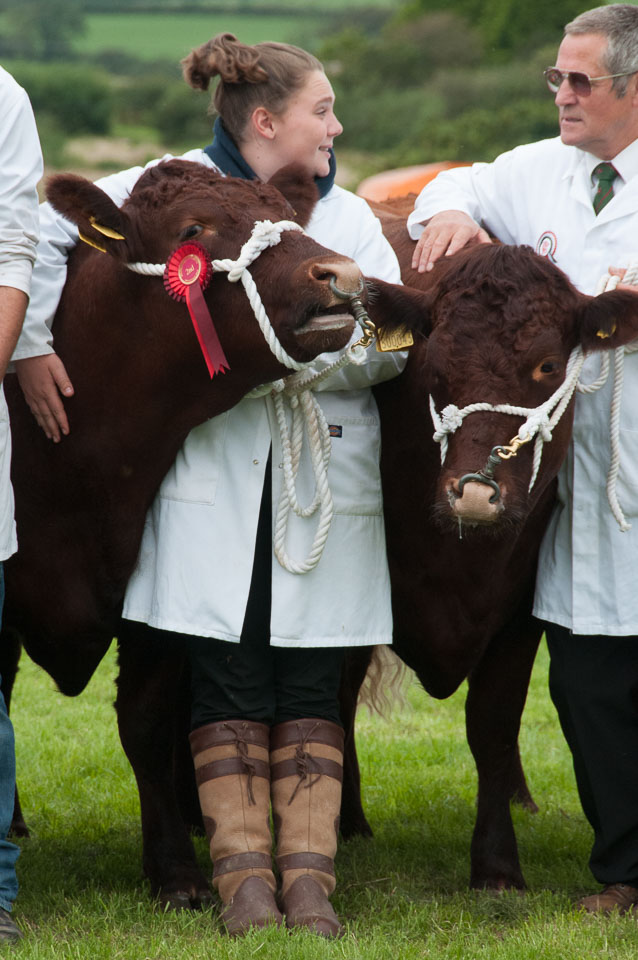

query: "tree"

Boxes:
[399, 0, 590, 60]
[0, 0, 85, 60]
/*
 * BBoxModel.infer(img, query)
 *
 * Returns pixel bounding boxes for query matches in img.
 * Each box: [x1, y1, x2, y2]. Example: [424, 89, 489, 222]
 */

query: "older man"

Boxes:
[0, 65, 43, 941]
[407, 3, 638, 915]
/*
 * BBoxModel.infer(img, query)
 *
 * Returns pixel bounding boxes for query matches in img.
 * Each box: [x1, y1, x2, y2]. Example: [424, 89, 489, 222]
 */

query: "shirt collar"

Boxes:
[580, 139, 638, 186]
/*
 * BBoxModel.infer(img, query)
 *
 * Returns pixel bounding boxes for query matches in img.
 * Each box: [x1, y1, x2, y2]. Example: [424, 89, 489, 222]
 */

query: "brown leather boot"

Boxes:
[270, 718, 345, 938]
[189, 720, 282, 935]
[577, 883, 638, 914]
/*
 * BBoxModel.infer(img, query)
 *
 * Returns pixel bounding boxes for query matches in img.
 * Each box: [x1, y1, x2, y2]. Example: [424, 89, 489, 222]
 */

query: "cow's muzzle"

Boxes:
[448, 446, 507, 523]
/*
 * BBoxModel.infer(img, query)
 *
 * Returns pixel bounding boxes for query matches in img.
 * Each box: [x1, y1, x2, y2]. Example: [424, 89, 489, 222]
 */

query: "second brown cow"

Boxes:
[340, 228, 638, 890]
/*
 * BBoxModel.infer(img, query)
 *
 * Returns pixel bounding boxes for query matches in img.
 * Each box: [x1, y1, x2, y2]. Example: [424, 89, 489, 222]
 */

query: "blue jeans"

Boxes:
[0, 565, 19, 911]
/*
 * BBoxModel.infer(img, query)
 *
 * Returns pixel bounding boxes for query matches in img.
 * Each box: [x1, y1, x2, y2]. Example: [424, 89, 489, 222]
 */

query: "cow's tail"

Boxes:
[357, 645, 409, 716]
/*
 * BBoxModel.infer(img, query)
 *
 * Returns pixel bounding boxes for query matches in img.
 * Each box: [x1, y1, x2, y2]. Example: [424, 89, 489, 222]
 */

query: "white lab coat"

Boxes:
[408, 136, 638, 635]
[0, 66, 42, 561]
[21, 149, 404, 646]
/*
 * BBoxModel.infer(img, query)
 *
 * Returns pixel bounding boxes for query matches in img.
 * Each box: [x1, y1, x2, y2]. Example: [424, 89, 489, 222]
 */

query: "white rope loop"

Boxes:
[126, 218, 373, 573]
[429, 262, 638, 531]
[272, 388, 334, 574]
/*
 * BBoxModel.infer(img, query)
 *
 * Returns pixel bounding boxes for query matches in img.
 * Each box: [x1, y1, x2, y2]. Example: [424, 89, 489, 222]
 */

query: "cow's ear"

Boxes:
[366, 278, 433, 338]
[45, 174, 130, 258]
[577, 288, 638, 351]
[268, 164, 319, 227]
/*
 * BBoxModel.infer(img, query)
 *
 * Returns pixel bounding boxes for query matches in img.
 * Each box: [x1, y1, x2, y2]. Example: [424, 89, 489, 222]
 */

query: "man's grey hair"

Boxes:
[565, 3, 638, 95]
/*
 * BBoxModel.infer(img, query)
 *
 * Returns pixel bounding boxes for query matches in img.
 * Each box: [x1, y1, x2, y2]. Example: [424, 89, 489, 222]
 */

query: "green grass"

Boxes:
[8, 641, 638, 957]
[78, 13, 326, 59]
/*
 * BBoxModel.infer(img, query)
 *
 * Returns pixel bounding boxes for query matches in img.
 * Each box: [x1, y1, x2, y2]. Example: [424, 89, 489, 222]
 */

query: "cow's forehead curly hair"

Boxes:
[124, 160, 293, 221]
[429, 243, 580, 353]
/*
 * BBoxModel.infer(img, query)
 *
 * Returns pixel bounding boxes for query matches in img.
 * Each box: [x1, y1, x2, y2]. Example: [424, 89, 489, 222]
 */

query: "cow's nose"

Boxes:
[448, 478, 505, 524]
[309, 258, 364, 299]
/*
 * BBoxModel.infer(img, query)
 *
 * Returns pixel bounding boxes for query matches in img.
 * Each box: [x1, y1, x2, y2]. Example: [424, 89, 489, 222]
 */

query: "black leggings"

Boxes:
[189, 456, 345, 729]
[188, 634, 346, 729]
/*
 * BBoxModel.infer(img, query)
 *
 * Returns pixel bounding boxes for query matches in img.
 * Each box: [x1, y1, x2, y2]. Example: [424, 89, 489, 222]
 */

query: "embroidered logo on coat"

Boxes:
[536, 231, 558, 263]
[328, 424, 343, 438]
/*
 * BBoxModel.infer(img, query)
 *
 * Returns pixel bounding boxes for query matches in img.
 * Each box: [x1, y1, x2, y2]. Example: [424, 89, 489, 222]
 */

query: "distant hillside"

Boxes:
[83, 0, 392, 11]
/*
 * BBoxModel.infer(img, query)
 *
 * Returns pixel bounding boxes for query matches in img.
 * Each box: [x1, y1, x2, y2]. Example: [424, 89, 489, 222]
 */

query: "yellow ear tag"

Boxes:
[89, 215, 125, 240]
[78, 230, 107, 254]
[596, 321, 617, 339]
[376, 325, 414, 351]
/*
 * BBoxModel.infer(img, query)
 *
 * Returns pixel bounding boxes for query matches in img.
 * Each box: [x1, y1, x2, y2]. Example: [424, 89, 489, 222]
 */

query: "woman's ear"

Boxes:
[250, 106, 276, 141]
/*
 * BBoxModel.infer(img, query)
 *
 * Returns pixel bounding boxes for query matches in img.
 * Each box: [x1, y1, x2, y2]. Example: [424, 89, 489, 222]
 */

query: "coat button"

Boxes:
[253, 459, 259, 465]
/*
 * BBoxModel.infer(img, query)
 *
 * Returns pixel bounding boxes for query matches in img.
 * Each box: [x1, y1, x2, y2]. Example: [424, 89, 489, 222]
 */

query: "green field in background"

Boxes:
[77, 12, 327, 60]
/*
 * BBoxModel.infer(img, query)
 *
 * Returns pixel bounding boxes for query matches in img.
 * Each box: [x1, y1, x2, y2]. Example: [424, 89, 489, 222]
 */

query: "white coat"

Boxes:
[0, 67, 42, 562]
[408, 136, 638, 635]
[21, 149, 404, 646]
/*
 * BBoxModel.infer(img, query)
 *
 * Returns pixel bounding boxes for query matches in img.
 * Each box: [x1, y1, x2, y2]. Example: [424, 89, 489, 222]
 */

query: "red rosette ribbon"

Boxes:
[163, 241, 229, 377]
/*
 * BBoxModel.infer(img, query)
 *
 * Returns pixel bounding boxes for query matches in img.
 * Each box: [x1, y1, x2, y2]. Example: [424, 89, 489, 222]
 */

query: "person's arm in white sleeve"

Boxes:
[406, 152, 519, 273]
[0, 81, 42, 377]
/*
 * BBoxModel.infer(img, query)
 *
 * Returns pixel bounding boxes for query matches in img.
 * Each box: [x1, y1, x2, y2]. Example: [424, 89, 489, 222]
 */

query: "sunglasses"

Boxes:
[544, 66, 637, 96]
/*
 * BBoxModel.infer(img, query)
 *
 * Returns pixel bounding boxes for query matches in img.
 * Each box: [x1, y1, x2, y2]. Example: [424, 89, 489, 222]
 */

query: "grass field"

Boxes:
[7, 640, 638, 957]
[78, 13, 327, 59]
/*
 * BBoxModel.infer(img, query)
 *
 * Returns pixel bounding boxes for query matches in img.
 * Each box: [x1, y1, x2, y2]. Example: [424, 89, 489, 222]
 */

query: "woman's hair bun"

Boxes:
[182, 33, 268, 90]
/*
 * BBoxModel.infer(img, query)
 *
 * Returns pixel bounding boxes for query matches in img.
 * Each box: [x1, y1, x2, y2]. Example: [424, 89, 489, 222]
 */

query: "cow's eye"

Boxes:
[180, 224, 203, 241]
[532, 357, 562, 382]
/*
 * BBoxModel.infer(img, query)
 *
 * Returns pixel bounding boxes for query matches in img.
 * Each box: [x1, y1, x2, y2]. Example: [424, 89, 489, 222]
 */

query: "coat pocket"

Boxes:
[158, 413, 228, 505]
[328, 415, 383, 517]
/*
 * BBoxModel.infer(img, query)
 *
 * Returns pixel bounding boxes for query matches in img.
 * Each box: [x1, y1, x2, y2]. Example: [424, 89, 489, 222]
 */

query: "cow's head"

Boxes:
[367, 243, 638, 529]
[45, 161, 365, 387]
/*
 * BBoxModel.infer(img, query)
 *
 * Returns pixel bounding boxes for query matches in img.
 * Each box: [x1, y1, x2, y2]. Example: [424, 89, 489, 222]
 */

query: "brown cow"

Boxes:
[0, 158, 389, 905]
[339, 231, 638, 890]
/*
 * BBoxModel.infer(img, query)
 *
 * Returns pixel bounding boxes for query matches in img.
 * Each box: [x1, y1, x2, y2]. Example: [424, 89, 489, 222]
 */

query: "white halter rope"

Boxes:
[127, 218, 369, 573]
[430, 263, 638, 532]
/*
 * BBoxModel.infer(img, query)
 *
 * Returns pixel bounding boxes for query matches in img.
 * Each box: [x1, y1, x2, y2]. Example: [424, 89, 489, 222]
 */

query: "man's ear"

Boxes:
[628, 71, 638, 107]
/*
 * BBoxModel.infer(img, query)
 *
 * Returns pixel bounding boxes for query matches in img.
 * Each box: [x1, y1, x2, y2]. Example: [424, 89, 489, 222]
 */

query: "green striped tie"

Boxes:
[592, 161, 618, 214]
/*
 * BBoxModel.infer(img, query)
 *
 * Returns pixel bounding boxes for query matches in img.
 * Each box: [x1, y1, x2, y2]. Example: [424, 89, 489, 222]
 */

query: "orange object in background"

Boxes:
[356, 161, 471, 201]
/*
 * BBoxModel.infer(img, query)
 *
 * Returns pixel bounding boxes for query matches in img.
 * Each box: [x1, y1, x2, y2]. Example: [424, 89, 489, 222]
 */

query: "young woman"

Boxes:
[16, 34, 403, 938]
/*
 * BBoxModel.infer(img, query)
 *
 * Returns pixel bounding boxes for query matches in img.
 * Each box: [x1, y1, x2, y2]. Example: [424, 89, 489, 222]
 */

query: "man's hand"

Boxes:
[14, 353, 74, 442]
[411, 210, 491, 273]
